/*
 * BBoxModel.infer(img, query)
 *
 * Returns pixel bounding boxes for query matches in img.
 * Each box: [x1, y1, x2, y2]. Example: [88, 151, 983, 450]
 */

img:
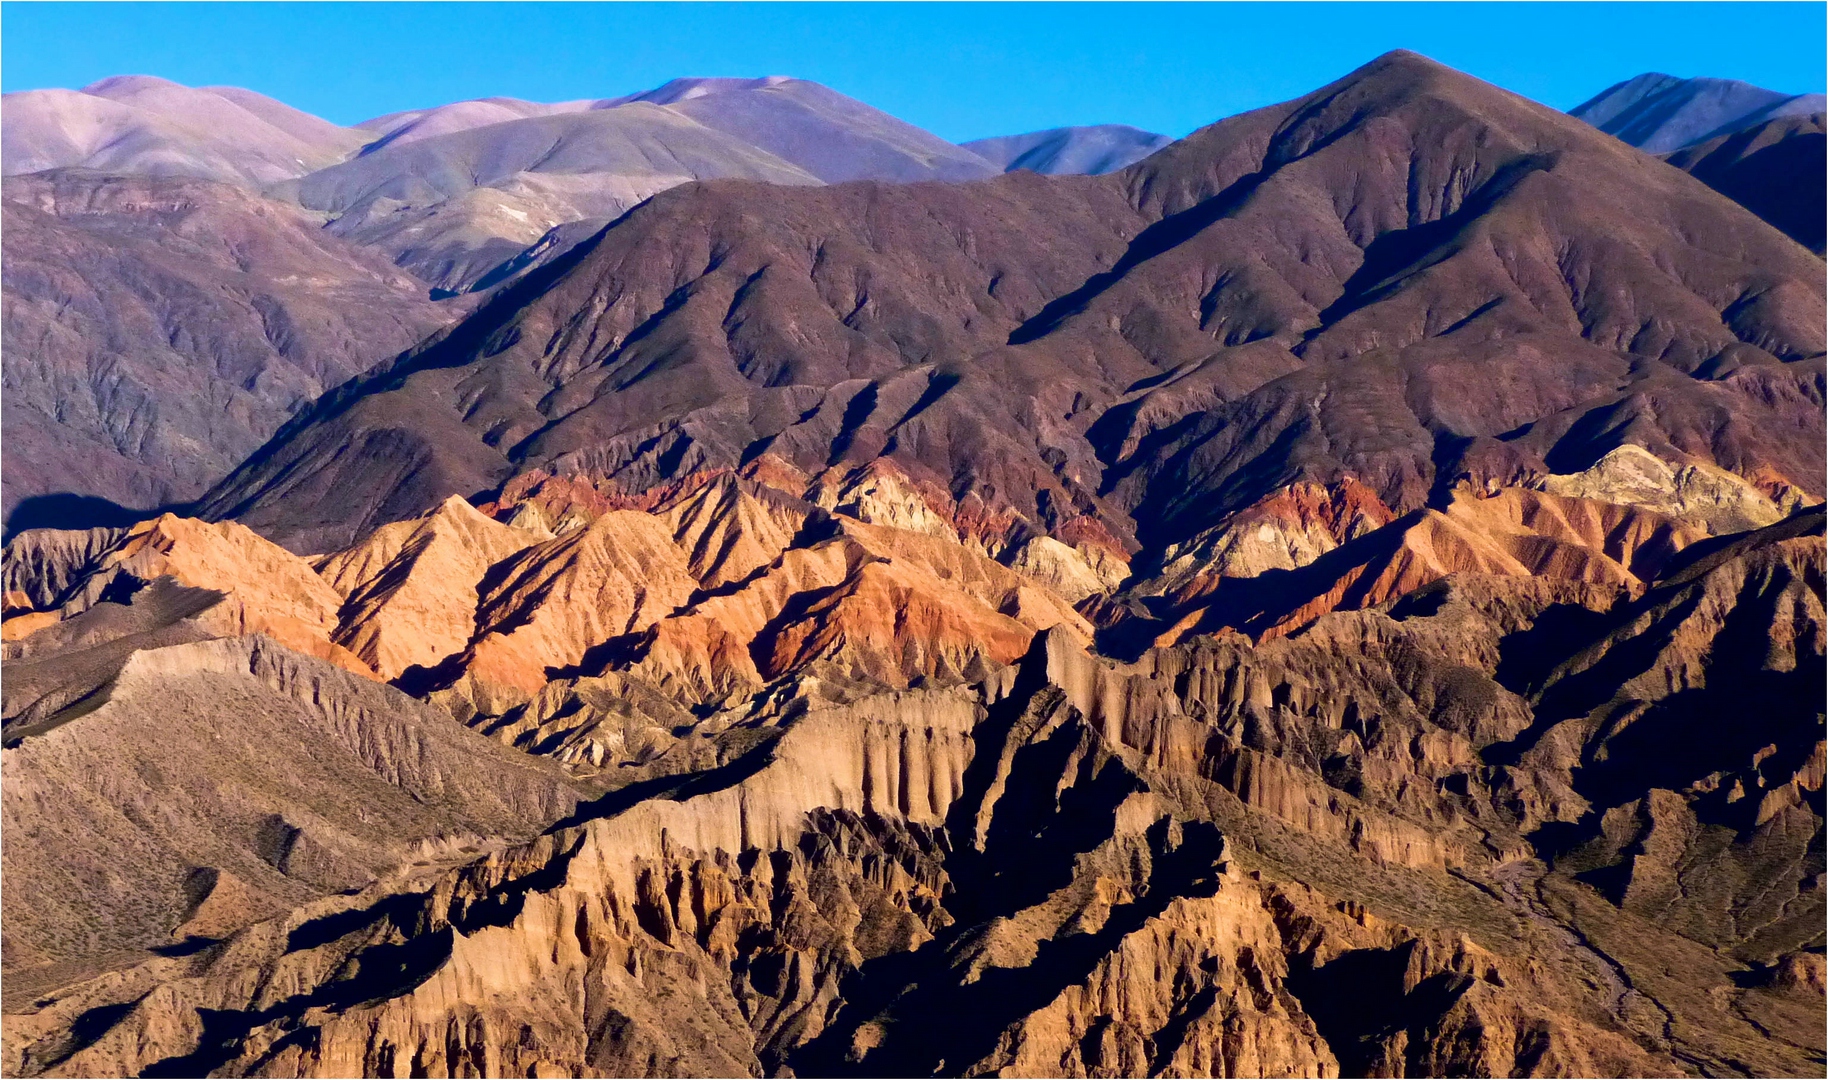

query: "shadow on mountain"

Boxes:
[1006, 167, 1270, 345]
[4, 493, 181, 543]
[1283, 941, 1479, 1077]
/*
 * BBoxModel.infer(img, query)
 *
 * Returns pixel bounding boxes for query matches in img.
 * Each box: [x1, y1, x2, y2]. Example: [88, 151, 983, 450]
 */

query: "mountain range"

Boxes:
[5, 67, 1821, 530]
[963, 123, 1175, 174]
[1, 51, 1823, 1079]
[1, 75, 367, 184]
[1570, 72, 1826, 154]
[187, 53, 1827, 561]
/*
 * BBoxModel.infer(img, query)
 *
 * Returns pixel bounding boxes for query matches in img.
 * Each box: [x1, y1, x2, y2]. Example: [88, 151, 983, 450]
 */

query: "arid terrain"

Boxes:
[1, 49, 1822, 1079]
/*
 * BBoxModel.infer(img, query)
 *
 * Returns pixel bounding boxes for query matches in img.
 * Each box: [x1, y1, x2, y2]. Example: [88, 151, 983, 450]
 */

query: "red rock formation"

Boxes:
[655, 472, 810, 588]
[439, 509, 702, 714]
[30, 514, 377, 676]
[315, 496, 543, 679]
[1154, 478, 1398, 604]
[1155, 486, 1705, 645]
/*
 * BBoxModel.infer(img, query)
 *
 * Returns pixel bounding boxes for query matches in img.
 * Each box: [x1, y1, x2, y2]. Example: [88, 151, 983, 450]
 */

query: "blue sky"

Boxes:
[3, 2, 1823, 140]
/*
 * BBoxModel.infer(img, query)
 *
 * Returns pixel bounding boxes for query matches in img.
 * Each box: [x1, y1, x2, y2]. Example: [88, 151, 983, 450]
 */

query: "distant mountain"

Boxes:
[289, 77, 1001, 291]
[1570, 72, 1827, 152]
[354, 96, 597, 151]
[963, 124, 1172, 175]
[1663, 111, 1826, 252]
[277, 103, 822, 293]
[602, 77, 1000, 183]
[1, 170, 456, 524]
[355, 77, 999, 186]
[5, 75, 1005, 296]
[0, 75, 366, 184]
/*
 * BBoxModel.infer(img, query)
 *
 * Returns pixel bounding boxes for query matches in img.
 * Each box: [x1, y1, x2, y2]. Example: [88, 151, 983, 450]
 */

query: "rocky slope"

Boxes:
[314, 495, 545, 680]
[2, 635, 587, 988]
[0, 169, 459, 525]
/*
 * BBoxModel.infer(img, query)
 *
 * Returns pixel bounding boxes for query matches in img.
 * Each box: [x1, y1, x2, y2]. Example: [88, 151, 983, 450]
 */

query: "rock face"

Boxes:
[654, 472, 811, 589]
[1148, 478, 1397, 591]
[1534, 443, 1802, 534]
[1, 513, 377, 689]
[56, 513, 376, 676]
[316, 495, 542, 680]
[440, 509, 704, 714]
[1, 525, 126, 613]
[1127, 484, 1703, 650]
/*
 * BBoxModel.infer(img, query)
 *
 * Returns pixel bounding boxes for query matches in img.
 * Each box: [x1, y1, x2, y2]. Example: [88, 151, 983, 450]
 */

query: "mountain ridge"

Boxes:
[964, 122, 1174, 175]
[1570, 71, 1828, 152]
[189, 50, 1826, 558]
[10, 61, 1822, 530]
[1, 76, 368, 184]
[1661, 111, 1826, 253]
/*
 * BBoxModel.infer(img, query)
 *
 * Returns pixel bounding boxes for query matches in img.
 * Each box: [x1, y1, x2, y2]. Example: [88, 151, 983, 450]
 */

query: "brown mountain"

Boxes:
[0, 170, 460, 530]
[1663, 112, 1826, 253]
[194, 51, 1824, 561]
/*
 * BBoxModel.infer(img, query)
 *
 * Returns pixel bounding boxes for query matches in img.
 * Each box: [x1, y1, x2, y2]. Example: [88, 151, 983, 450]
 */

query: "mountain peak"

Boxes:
[78, 74, 187, 96]
[609, 75, 799, 106]
[964, 123, 1173, 175]
[1352, 47, 1457, 79]
[1570, 71, 1825, 151]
